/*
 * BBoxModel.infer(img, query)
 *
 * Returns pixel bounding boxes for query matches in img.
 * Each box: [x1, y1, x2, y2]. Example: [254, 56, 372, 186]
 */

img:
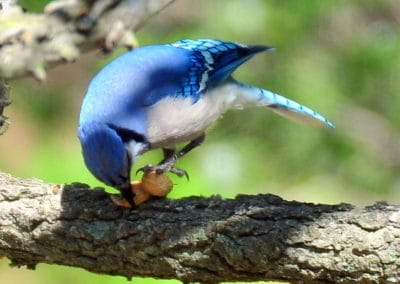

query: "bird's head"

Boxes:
[77, 122, 147, 191]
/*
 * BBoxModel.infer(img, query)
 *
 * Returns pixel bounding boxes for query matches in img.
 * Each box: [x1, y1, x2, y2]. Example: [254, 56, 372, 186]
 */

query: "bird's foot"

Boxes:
[136, 163, 189, 180]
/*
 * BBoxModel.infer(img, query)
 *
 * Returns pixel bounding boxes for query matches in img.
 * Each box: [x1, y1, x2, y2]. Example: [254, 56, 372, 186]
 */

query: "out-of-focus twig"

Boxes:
[0, 0, 175, 81]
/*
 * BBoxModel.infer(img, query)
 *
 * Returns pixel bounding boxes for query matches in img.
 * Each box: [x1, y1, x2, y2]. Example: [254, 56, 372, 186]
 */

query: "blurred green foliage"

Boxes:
[18, 0, 49, 12]
[1, 0, 400, 283]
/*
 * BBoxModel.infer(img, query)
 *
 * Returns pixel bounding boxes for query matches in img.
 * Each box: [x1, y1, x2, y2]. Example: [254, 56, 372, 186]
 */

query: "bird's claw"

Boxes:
[135, 164, 154, 176]
[169, 167, 189, 180]
[136, 164, 189, 180]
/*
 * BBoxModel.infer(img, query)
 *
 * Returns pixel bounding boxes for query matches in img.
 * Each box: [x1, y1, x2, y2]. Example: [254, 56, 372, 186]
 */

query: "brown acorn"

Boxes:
[141, 171, 173, 197]
[130, 180, 151, 205]
[128, 171, 173, 206]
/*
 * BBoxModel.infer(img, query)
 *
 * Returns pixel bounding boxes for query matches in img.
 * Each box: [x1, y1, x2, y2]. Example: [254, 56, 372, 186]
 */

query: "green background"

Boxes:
[1, 0, 400, 283]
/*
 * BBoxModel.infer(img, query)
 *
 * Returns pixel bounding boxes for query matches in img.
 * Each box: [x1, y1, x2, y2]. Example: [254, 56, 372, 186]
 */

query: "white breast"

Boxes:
[146, 83, 243, 148]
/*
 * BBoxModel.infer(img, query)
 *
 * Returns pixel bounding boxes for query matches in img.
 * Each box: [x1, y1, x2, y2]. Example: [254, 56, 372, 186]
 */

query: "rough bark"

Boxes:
[0, 172, 399, 283]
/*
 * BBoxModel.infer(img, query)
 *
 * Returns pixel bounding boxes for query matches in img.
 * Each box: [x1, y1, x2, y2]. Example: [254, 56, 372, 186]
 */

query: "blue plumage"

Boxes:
[78, 39, 334, 205]
[169, 39, 272, 98]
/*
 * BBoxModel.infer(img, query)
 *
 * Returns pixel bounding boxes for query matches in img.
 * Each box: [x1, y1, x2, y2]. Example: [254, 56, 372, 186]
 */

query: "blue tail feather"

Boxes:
[236, 82, 335, 128]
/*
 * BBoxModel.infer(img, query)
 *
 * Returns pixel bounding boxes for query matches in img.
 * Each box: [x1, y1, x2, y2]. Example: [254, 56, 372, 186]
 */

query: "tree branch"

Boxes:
[0, 0, 174, 80]
[1, 172, 399, 283]
[0, 80, 10, 134]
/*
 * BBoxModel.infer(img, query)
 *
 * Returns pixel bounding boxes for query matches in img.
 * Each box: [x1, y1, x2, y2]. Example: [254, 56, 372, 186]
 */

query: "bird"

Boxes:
[77, 39, 334, 206]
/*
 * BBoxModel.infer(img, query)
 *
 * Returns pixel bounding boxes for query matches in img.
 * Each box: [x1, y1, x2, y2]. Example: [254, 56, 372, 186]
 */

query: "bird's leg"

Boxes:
[137, 147, 182, 176]
[138, 134, 205, 178]
[159, 148, 176, 164]
[154, 148, 189, 177]
[176, 134, 206, 159]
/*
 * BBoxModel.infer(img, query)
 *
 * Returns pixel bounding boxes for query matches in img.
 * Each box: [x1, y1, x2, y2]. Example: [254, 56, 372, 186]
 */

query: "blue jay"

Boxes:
[78, 39, 334, 205]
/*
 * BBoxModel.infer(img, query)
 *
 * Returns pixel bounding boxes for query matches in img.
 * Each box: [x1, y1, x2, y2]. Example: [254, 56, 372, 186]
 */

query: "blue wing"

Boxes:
[169, 39, 273, 102]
